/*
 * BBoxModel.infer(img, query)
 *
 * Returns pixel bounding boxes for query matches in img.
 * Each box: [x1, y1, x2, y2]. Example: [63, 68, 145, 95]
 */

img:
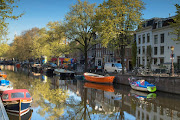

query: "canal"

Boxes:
[1, 65, 180, 120]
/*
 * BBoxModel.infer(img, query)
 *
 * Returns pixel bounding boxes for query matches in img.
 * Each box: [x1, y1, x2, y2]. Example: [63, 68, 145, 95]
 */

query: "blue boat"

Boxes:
[0, 79, 13, 92]
[0, 79, 10, 86]
[128, 77, 156, 92]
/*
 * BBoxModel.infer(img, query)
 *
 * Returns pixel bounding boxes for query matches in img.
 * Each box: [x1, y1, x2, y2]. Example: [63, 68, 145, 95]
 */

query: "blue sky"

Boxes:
[7, 0, 180, 44]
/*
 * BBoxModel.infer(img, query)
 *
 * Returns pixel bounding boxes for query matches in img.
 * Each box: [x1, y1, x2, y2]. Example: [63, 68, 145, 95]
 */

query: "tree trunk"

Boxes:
[57, 56, 59, 67]
[84, 37, 88, 72]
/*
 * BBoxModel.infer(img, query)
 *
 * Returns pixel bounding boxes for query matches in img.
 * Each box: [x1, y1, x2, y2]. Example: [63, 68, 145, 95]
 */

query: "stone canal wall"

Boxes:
[114, 74, 180, 95]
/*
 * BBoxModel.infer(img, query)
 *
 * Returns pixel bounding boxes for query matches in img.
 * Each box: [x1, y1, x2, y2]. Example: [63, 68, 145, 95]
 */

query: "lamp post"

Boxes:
[171, 46, 174, 76]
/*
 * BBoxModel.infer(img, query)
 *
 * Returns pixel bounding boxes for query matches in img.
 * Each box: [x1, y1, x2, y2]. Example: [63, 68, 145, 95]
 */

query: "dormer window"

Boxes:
[158, 21, 162, 28]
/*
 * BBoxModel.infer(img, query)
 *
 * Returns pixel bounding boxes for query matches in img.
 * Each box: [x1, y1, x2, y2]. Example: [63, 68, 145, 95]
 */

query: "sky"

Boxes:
[6, 0, 180, 44]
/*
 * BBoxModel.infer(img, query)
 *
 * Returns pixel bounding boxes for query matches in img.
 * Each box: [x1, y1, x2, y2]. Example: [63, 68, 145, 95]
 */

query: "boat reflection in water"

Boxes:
[7, 108, 33, 120]
[84, 82, 115, 92]
[129, 89, 156, 101]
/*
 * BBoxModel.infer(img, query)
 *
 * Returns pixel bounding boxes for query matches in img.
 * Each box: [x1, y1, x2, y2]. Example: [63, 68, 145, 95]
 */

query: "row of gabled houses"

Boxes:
[71, 16, 180, 72]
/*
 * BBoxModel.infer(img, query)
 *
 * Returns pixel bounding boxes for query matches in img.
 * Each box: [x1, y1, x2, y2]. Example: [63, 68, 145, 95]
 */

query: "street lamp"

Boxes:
[171, 46, 174, 76]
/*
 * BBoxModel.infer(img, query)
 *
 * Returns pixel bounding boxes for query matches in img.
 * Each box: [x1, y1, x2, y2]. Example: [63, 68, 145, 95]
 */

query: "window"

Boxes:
[138, 35, 141, 44]
[160, 58, 164, 64]
[138, 47, 141, 54]
[154, 58, 157, 65]
[160, 46, 164, 55]
[161, 34, 164, 43]
[143, 34, 145, 43]
[126, 49, 129, 56]
[142, 57, 145, 65]
[26, 92, 31, 98]
[147, 33, 150, 43]
[158, 21, 162, 28]
[142, 46, 145, 54]
[154, 47, 157, 55]
[11, 92, 24, 98]
[2, 94, 8, 100]
[154, 35, 158, 44]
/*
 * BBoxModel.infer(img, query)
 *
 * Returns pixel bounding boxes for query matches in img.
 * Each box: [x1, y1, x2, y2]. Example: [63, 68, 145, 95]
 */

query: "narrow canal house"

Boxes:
[87, 35, 133, 71]
[135, 17, 180, 72]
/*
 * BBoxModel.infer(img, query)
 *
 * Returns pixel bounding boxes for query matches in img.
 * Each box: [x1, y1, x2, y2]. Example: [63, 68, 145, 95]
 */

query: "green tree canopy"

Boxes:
[64, 0, 98, 71]
[10, 27, 40, 60]
[96, 0, 144, 74]
[0, 43, 9, 57]
[171, 4, 180, 42]
[0, 0, 23, 41]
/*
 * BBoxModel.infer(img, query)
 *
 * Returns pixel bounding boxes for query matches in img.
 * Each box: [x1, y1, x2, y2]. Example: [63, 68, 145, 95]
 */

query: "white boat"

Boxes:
[128, 77, 156, 92]
[0, 85, 13, 92]
[54, 69, 75, 78]
[0, 79, 13, 92]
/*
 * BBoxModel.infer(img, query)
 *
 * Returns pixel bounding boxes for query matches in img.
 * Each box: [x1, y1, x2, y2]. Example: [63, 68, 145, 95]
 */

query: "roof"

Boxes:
[2, 89, 32, 102]
[2, 89, 29, 94]
[138, 17, 175, 30]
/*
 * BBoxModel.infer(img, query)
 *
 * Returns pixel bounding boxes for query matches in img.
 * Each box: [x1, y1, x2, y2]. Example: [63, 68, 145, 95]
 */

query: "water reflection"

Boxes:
[7, 109, 33, 120]
[1, 65, 180, 120]
[129, 89, 156, 101]
[84, 82, 115, 92]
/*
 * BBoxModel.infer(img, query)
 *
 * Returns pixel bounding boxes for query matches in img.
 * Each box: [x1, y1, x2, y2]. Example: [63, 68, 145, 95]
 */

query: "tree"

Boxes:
[10, 27, 40, 61]
[64, 0, 98, 72]
[131, 41, 137, 68]
[171, 4, 180, 42]
[96, 0, 144, 74]
[46, 21, 69, 66]
[0, 43, 10, 57]
[0, 0, 23, 41]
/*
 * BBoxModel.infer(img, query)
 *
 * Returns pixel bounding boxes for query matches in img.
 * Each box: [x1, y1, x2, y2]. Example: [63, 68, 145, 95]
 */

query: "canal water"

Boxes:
[1, 65, 180, 120]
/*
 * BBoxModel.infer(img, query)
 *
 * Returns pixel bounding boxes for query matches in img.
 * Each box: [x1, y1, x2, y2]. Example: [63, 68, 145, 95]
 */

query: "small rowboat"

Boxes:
[1, 89, 32, 116]
[128, 77, 156, 92]
[83, 72, 115, 84]
[84, 82, 115, 92]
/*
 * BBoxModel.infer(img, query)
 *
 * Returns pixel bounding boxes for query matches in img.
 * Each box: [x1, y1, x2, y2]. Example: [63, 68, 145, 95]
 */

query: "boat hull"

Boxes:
[130, 85, 156, 92]
[4, 99, 32, 116]
[0, 85, 13, 92]
[84, 73, 115, 84]
[7, 108, 33, 120]
[0, 74, 7, 79]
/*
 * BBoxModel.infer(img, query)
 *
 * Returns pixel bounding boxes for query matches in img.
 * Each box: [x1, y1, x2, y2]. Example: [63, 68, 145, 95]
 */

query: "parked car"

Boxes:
[104, 63, 124, 73]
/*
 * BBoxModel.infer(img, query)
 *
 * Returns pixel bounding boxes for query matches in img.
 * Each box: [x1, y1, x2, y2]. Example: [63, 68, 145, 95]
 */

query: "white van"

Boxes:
[104, 63, 123, 73]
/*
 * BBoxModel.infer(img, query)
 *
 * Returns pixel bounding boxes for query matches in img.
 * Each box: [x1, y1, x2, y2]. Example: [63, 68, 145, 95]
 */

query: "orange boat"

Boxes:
[83, 72, 115, 84]
[84, 82, 114, 92]
[0, 71, 7, 79]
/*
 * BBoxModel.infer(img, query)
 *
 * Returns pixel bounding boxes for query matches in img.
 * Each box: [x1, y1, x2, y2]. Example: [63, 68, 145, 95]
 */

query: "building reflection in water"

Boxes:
[60, 79, 180, 120]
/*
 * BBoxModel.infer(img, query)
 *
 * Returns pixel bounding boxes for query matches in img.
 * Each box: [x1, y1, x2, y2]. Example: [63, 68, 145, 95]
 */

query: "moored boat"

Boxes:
[84, 82, 115, 92]
[1, 89, 32, 116]
[83, 72, 115, 84]
[54, 68, 75, 78]
[0, 71, 7, 79]
[128, 77, 156, 92]
[0, 79, 13, 92]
